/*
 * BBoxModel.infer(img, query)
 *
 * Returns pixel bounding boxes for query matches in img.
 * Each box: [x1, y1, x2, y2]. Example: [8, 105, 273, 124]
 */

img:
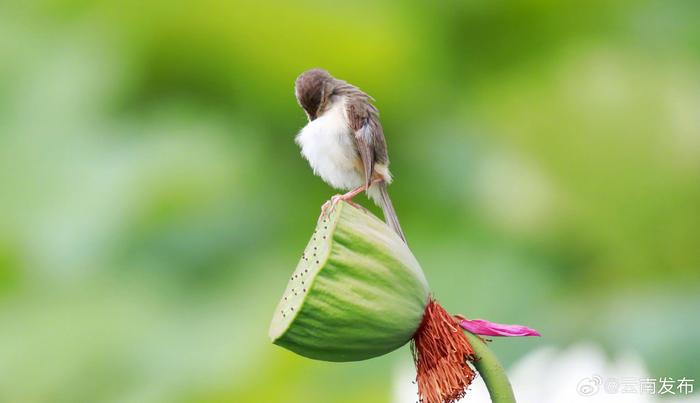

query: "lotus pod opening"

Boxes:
[269, 201, 430, 362]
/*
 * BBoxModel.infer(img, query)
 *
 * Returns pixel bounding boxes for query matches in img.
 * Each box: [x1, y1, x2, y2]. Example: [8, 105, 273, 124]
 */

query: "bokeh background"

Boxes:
[1, 1, 699, 402]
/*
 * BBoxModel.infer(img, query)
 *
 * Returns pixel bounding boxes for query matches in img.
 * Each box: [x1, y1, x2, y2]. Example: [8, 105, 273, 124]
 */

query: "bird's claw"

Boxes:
[318, 194, 366, 223]
[330, 194, 344, 205]
[319, 194, 344, 223]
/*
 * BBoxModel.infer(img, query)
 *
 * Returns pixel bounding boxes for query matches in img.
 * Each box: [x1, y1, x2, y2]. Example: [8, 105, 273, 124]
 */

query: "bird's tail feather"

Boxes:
[369, 181, 406, 243]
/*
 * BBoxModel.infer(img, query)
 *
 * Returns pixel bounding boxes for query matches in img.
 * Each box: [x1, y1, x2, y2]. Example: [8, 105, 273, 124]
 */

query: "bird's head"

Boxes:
[295, 68, 335, 121]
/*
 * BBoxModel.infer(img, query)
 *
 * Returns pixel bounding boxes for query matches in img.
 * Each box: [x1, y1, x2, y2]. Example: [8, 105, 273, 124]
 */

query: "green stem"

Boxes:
[464, 331, 517, 403]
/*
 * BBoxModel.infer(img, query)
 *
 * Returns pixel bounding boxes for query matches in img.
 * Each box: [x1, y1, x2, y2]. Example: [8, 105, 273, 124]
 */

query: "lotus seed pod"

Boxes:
[270, 201, 537, 403]
[269, 201, 430, 362]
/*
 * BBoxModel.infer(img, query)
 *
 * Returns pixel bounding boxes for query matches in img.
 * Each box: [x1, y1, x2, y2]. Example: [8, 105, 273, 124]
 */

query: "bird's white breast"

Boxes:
[295, 97, 364, 190]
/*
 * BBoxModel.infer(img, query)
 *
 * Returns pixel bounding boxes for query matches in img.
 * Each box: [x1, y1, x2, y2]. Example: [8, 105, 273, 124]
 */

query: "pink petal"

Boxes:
[459, 318, 541, 337]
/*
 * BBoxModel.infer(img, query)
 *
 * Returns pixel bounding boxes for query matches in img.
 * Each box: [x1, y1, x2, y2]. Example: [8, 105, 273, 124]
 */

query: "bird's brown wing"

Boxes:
[341, 83, 405, 242]
[345, 91, 388, 188]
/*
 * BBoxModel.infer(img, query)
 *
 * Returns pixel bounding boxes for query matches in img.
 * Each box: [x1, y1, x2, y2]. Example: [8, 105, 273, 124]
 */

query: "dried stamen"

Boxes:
[411, 297, 475, 403]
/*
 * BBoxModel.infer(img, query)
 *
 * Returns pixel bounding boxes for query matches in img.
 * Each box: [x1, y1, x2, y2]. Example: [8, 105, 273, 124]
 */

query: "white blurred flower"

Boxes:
[394, 344, 700, 403]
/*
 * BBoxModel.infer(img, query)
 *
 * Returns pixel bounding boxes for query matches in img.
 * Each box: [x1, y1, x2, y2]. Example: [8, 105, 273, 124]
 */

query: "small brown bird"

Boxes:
[294, 68, 406, 242]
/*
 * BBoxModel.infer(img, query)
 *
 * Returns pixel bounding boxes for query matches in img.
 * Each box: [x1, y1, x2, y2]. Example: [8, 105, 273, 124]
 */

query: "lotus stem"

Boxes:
[464, 331, 517, 403]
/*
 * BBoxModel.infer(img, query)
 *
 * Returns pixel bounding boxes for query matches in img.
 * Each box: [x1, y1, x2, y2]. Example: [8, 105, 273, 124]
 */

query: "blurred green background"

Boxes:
[1, 1, 699, 402]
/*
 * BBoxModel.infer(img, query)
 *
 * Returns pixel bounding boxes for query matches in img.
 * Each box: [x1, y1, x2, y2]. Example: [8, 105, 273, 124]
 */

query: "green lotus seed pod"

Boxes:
[269, 201, 430, 362]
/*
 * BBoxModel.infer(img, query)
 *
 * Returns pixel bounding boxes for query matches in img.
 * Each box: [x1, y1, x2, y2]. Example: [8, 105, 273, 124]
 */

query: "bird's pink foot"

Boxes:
[319, 193, 364, 222]
[319, 195, 343, 222]
[333, 192, 365, 209]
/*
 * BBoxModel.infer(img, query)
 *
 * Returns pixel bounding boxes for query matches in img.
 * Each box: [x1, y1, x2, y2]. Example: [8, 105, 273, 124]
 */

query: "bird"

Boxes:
[294, 68, 406, 242]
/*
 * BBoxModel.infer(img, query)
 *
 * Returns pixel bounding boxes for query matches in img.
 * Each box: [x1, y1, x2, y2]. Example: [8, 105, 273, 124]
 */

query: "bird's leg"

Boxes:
[319, 179, 386, 221]
[319, 181, 376, 220]
[320, 186, 365, 218]
[337, 184, 367, 202]
[341, 177, 386, 201]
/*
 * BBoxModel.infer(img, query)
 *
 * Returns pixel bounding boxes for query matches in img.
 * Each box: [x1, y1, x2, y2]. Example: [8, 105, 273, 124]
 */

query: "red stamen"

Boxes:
[411, 297, 476, 403]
